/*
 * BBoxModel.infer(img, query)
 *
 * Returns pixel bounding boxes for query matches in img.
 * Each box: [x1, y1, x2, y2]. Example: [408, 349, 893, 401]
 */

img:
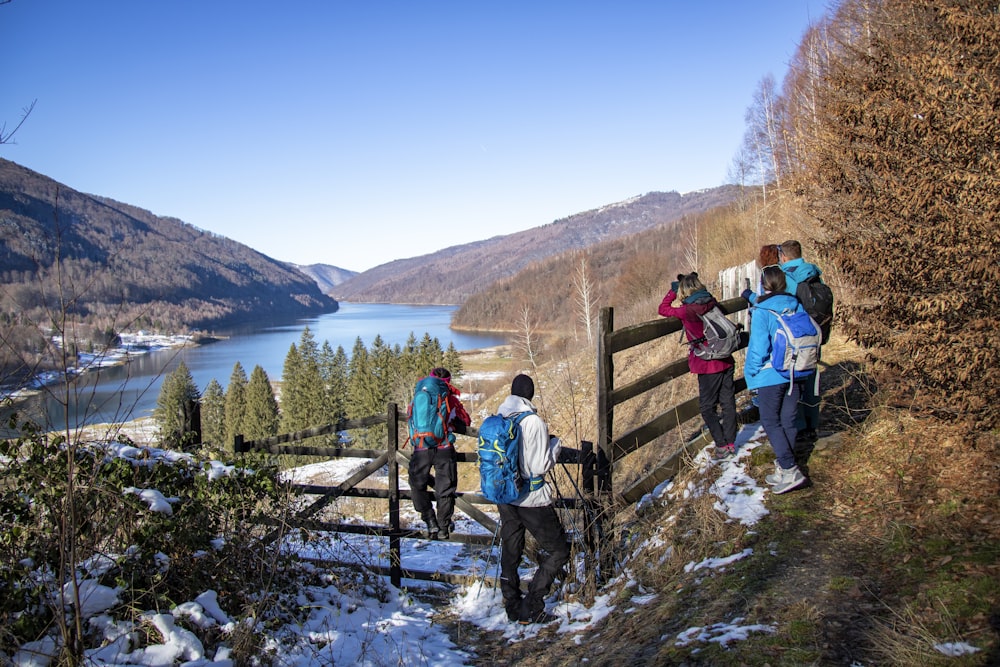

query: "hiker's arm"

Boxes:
[520, 415, 556, 476]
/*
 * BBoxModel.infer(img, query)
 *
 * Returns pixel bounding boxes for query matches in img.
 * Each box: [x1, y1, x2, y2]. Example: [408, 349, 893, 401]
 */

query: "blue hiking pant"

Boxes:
[756, 381, 802, 469]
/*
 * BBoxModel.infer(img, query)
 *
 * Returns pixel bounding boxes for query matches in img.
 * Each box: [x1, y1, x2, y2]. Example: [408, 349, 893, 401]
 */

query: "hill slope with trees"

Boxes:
[333, 187, 744, 305]
[0, 158, 338, 334]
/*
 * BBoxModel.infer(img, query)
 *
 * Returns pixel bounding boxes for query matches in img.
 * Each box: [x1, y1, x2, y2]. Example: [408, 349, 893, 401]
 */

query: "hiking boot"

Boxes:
[423, 512, 440, 540]
[437, 521, 455, 540]
[518, 608, 558, 625]
[712, 443, 737, 461]
[771, 464, 807, 495]
[504, 597, 522, 622]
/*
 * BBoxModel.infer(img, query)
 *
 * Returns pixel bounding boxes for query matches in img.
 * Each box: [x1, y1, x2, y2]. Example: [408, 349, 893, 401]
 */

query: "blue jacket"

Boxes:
[780, 258, 822, 297]
[745, 292, 807, 390]
[744, 258, 823, 306]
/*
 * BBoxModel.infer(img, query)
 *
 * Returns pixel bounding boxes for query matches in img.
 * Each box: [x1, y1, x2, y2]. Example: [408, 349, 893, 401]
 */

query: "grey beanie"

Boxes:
[511, 374, 535, 400]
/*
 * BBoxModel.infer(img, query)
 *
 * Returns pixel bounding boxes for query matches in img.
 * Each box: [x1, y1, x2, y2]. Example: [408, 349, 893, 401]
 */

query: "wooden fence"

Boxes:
[235, 406, 604, 588]
[596, 296, 751, 505]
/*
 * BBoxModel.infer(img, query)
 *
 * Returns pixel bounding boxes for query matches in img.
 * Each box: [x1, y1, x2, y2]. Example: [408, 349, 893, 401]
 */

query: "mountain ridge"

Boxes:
[333, 186, 742, 305]
[0, 158, 338, 334]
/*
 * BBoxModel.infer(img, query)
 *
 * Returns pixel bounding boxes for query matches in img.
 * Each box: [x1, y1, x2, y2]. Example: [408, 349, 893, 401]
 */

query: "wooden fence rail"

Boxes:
[236, 404, 599, 588]
[596, 296, 751, 505]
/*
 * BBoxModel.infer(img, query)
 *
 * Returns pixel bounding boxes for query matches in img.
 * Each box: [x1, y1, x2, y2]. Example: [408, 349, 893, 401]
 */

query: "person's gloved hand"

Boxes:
[741, 289, 752, 302]
[670, 281, 679, 293]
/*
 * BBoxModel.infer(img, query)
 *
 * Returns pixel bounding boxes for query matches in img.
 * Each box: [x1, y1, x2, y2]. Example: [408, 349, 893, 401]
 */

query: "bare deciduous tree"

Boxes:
[573, 256, 596, 346]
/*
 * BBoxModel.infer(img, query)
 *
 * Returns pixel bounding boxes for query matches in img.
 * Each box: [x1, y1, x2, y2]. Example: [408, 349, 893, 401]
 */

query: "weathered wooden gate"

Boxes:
[236, 406, 599, 588]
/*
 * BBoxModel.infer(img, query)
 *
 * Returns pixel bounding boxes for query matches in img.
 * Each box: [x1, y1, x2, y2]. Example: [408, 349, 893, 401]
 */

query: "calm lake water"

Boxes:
[17, 303, 508, 431]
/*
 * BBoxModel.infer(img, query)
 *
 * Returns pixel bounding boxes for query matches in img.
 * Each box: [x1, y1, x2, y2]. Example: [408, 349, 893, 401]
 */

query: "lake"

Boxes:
[15, 303, 508, 431]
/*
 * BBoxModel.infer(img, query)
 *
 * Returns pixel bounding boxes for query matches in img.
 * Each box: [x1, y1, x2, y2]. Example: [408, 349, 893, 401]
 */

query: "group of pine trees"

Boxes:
[153, 327, 462, 452]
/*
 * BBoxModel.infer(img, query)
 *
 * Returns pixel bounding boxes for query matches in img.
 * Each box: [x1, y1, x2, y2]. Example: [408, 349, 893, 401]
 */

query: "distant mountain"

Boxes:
[0, 158, 338, 333]
[291, 263, 358, 294]
[334, 187, 742, 304]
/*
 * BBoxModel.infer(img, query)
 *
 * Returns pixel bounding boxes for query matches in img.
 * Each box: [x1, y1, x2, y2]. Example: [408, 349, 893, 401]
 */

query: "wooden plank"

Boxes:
[610, 395, 702, 458]
[619, 430, 713, 504]
[597, 307, 614, 483]
[606, 317, 683, 354]
[291, 452, 389, 522]
[611, 358, 690, 407]
[300, 557, 497, 587]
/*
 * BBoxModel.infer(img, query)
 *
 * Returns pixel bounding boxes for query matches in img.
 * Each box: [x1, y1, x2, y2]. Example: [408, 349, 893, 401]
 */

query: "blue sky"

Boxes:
[3, 1, 818, 272]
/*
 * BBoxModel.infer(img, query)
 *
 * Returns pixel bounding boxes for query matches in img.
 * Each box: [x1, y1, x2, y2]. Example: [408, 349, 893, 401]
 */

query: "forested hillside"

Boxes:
[0, 159, 338, 375]
[333, 187, 743, 305]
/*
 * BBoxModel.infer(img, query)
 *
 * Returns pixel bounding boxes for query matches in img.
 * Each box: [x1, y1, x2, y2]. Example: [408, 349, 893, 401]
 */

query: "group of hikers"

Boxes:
[404, 238, 830, 624]
[406, 369, 568, 626]
[659, 238, 832, 495]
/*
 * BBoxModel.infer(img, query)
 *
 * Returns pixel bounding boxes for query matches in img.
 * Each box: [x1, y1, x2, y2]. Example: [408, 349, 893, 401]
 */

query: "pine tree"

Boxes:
[200, 378, 226, 448]
[281, 327, 327, 433]
[346, 337, 375, 420]
[154, 360, 201, 450]
[243, 365, 279, 440]
[224, 362, 248, 451]
[279, 342, 304, 432]
[443, 341, 462, 377]
[320, 341, 348, 425]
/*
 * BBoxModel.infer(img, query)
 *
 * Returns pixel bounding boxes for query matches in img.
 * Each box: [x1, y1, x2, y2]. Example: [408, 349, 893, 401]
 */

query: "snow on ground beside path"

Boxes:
[15, 421, 981, 663]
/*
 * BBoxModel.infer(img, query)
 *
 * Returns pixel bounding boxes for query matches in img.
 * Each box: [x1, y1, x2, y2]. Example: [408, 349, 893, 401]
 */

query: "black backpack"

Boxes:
[796, 276, 834, 345]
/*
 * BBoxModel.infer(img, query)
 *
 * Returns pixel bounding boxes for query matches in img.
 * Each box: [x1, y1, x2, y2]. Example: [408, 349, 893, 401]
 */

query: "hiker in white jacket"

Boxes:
[496, 374, 570, 625]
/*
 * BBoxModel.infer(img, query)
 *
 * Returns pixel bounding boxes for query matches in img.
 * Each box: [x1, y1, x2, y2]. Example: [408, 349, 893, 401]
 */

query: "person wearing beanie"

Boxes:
[495, 373, 569, 626]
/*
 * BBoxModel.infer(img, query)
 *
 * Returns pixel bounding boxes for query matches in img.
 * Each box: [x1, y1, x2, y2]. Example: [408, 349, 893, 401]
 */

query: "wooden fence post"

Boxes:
[387, 403, 402, 588]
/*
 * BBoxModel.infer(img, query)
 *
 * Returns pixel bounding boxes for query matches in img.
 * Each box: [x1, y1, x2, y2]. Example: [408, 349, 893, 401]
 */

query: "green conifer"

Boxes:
[224, 362, 248, 452]
[244, 365, 279, 440]
[154, 360, 201, 450]
[200, 378, 226, 448]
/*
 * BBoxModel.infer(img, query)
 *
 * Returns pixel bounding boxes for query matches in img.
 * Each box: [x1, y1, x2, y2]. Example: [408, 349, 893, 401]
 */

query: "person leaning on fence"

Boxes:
[658, 272, 739, 461]
[741, 244, 782, 306]
[743, 266, 809, 495]
[496, 374, 570, 625]
[777, 239, 824, 443]
[408, 367, 471, 540]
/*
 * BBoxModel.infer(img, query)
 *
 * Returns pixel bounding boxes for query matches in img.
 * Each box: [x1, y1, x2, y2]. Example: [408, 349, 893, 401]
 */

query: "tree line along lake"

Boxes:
[12, 303, 509, 433]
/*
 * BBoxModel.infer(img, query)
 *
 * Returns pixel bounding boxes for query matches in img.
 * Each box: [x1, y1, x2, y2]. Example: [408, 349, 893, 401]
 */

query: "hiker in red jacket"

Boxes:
[658, 272, 739, 461]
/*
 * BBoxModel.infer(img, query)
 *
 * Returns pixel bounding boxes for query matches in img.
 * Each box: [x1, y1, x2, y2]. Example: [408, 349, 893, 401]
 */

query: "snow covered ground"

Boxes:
[8, 424, 983, 665]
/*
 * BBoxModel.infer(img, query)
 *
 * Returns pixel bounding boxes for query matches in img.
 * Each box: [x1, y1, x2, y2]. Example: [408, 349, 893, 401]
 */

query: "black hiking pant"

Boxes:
[409, 446, 457, 529]
[698, 367, 737, 447]
[498, 503, 570, 615]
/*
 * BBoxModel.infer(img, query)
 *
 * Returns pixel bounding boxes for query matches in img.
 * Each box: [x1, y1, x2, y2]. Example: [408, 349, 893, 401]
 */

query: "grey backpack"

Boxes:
[687, 306, 742, 360]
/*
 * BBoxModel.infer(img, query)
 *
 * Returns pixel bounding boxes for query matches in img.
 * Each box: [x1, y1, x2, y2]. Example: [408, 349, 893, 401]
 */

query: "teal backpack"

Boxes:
[407, 376, 451, 449]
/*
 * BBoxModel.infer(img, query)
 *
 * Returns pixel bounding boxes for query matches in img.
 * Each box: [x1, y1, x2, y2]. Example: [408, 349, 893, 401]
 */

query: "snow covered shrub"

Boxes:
[0, 411, 292, 660]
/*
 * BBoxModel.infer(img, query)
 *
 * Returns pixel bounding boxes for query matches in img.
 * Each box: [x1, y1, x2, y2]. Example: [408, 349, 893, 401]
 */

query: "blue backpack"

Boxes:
[477, 411, 543, 504]
[407, 376, 451, 449]
[767, 308, 821, 393]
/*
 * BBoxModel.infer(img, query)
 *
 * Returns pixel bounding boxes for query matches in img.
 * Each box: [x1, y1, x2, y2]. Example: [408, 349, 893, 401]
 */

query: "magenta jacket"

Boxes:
[657, 289, 735, 375]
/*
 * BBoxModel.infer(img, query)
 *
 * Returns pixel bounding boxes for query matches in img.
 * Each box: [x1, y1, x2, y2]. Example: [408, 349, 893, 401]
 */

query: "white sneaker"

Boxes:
[765, 462, 783, 485]
[771, 464, 807, 494]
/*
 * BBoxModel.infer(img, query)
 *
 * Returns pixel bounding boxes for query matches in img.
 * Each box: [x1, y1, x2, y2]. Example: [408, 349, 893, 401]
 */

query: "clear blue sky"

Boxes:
[3, 1, 818, 272]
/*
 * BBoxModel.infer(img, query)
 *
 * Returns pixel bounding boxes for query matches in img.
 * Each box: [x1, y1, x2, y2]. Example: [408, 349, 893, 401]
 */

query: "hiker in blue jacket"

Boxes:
[778, 239, 824, 442]
[744, 266, 809, 495]
[742, 240, 826, 443]
[496, 374, 570, 625]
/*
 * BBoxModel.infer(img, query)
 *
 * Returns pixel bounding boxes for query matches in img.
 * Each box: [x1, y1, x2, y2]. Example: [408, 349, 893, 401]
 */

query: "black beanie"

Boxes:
[511, 374, 534, 400]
